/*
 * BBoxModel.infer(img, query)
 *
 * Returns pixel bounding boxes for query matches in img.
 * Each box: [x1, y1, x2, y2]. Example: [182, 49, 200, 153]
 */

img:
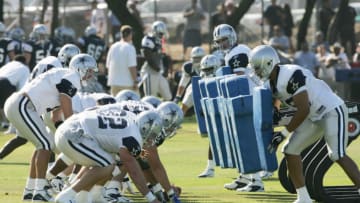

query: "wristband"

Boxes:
[54, 120, 63, 129]
[167, 188, 175, 197]
[145, 191, 156, 202]
[281, 127, 291, 137]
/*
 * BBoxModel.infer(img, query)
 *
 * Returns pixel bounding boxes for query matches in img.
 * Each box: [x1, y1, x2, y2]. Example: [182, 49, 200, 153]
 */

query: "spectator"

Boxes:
[352, 42, 360, 67]
[106, 25, 138, 96]
[268, 25, 290, 53]
[318, 0, 335, 40]
[224, 0, 239, 31]
[281, 3, 294, 51]
[108, 11, 121, 43]
[293, 41, 320, 76]
[338, 0, 357, 57]
[263, 0, 283, 38]
[90, 0, 107, 39]
[311, 31, 330, 53]
[323, 42, 351, 97]
[127, 0, 144, 31]
[210, 2, 227, 35]
[182, 0, 205, 60]
[316, 44, 330, 77]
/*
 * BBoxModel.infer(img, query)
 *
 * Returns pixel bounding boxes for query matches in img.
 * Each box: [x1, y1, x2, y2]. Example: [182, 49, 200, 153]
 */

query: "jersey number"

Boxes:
[97, 116, 127, 129]
[87, 44, 103, 61]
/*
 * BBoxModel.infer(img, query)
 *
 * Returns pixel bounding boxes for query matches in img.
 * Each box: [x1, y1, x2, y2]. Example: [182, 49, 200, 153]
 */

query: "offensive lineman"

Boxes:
[4, 54, 98, 202]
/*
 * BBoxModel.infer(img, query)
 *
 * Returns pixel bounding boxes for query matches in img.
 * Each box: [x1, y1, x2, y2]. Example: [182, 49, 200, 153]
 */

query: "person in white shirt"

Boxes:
[89, 0, 107, 39]
[249, 45, 360, 203]
[4, 54, 97, 202]
[106, 25, 138, 96]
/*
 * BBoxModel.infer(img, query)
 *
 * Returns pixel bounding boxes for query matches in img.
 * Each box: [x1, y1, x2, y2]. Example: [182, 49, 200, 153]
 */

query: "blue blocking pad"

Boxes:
[216, 66, 232, 76]
[227, 95, 263, 173]
[192, 76, 207, 134]
[224, 75, 250, 97]
[253, 87, 278, 172]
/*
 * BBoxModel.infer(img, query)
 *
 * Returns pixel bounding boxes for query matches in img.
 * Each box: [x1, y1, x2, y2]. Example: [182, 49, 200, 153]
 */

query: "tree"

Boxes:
[0, 0, 3, 22]
[105, 0, 144, 52]
[50, 0, 59, 37]
[226, 0, 255, 30]
[296, 0, 316, 50]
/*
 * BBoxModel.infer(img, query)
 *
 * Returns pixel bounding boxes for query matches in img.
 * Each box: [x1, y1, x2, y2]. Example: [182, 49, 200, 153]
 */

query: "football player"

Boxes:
[77, 26, 106, 63]
[173, 46, 205, 116]
[0, 22, 19, 67]
[4, 54, 97, 202]
[54, 105, 163, 203]
[140, 21, 172, 101]
[249, 45, 360, 203]
[24, 24, 54, 71]
[212, 24, 265, 192]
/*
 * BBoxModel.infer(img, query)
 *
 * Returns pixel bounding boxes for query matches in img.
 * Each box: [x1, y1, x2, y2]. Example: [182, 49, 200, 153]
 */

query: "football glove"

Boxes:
[173, 96, 181, 104]
[273, 107, 281, 125]
[268, 131, 287, 153]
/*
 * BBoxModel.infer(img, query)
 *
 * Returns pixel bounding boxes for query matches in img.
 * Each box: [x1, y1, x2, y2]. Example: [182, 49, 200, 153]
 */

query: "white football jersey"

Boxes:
[77, 104, 141, 154]
[0, 61, 29, 90]
[72, 92, 115, 113]
[273, 64, 343, 121]
[29, 56, 63, 81]
[21, 68, 81, 115]
[225, 44, 251, 72]
[117, 100, 154, 115]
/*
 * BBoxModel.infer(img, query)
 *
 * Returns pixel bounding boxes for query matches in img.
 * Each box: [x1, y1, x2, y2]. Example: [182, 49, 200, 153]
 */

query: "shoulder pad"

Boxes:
[141, 36, 155, 49]
[182, 62, 193, 74]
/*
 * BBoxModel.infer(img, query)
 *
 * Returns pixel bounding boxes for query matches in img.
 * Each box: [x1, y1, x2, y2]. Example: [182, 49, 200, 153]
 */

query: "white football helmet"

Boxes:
[136, 110, 163, 146]
[84, 26, 97, 37]
[200, 54, 221, 78]
[151, 21, 167, 39]
[249, 45, 280, 81]
[9, 27, 25, 40]
[213, 24, 237, 52]
[69, 53, 98, 80]
[141, 96, 162, 108]
[115, 90, 141, 102]
[58, 44, 81, 67]
[156, 101, 183, 138]
[190, 46, 206, 65]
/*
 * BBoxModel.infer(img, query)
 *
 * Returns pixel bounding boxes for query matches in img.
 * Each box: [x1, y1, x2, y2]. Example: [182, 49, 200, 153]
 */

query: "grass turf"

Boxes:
[0, 116, 359, 202]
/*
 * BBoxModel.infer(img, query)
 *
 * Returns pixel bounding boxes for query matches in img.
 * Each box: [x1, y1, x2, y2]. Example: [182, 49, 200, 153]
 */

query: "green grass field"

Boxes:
[0, 116, 359, 203]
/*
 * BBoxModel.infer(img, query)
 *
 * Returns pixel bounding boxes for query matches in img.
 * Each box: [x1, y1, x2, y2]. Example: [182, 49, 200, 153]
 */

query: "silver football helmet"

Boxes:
[151, 21, 167, 39]
[9, 27, 25, 41]
[115, 90, 141, 102]
[69, 53, 98, 80]
[58, 44, 81, 67]
[136, 110, 163, 146]
[156, 101, 183, 138]
[200, 54, 221, 78]
[213, 24, 237, 52]
[141, 96, 162, 108]
[32, 24, 49, 42]
[84, 26, 97, 37]
[190, 46, 206, 65]
[249, 45, 280, 81]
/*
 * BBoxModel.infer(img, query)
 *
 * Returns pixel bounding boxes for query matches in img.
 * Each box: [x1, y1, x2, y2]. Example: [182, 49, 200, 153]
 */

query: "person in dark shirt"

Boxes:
[263, 0, 284, 38]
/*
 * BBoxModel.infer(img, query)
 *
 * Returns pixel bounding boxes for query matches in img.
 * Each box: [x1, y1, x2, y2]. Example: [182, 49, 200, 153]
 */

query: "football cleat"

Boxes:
[22, 188, 33, 201]
[260, 171, 273, 179]
[224, 175, 251, 190]
[104, 187, 133, 203]
[198, 168, 215, 178]
[32, 188, 55, 202]
[293, 198, 313, 203]
[50, 176, 65, 193]
[236, 180, 265, 192]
